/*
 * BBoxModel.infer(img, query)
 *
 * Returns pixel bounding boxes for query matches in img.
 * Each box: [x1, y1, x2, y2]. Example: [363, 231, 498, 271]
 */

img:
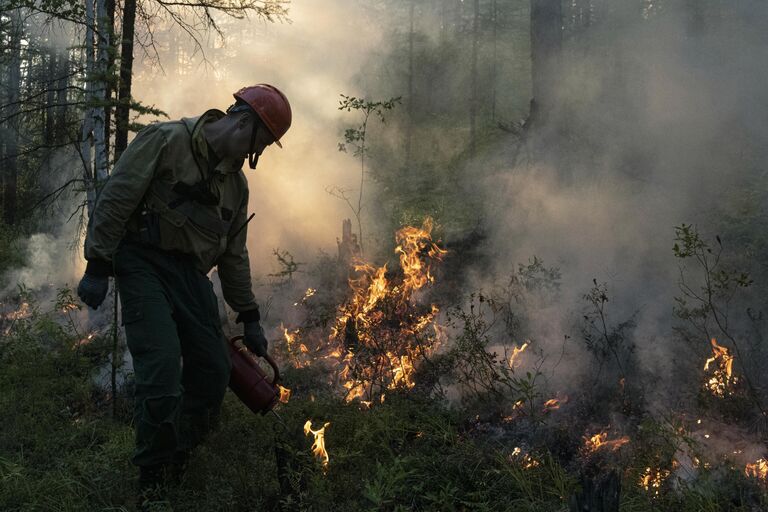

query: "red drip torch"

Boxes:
[227, 335, 282, 416]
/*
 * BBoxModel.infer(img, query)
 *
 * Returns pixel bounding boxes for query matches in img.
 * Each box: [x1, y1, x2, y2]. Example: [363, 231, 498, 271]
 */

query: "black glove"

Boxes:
[243, 321, 268, 358]
[77, 273, 109, 310]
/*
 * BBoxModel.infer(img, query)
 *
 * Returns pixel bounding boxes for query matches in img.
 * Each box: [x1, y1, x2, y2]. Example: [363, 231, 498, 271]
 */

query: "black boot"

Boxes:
[169, 450, 190, 484]
[137, 463, 170, 511]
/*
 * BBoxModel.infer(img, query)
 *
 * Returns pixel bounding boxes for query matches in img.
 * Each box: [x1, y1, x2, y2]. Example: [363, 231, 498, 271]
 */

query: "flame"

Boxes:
[328, 218, 446, 402]
[639, 467, 669, 496]
[509, 447, 540, 469]
[543, 397, 564, 412]
[4, 302, 31, 322]
[277, 219, 445, 403]
[703, 338, 738, 397]
[282, 325, 311, 368]
[278, 385, 291, 404]
[584, 431, 630, 452]
[390, 354, 415, 389]
[746, 459, 768, 480]
[304, 420, 331, 469]
[508, 342, 529, 368]
[72, 333, 96, 349]
[395, 217, 447, 290]
[294, 288, 317, 306]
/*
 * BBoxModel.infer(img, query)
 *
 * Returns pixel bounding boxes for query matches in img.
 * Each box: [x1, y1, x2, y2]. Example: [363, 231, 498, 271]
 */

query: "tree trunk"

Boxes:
[93, 0, 110, 183]
[405, 0, 415, 167]
[469, 0, 479, 156]
[55, 50, 70, 138]
[114, 0, 137, 161]
[81, 0, 96, 214]
[104, 0, 116, 159]
[4, 9, 23, 226]
[491, 0, 498, 122]
[529, 0, 562, 128]
[44, 52, 56, 148]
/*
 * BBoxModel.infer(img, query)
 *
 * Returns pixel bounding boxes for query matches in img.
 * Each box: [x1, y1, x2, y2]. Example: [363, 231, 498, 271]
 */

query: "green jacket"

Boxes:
[84, 109, 258, 316]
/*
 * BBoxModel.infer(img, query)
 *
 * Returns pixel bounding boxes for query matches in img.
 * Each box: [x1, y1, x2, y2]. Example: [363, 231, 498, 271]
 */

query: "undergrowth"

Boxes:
[1, 287, 767, 511]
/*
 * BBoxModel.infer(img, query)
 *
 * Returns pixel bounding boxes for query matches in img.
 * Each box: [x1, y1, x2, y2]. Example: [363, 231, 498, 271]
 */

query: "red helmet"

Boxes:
[233, 84, 292, 148]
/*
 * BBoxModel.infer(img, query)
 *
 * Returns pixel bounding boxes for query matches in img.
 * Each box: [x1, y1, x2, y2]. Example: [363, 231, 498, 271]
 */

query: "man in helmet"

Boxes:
[76, 84, 291, 506]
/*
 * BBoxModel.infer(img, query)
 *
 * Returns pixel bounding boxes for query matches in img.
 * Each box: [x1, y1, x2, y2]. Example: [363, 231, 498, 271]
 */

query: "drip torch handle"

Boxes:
[229, 335, 281, 385]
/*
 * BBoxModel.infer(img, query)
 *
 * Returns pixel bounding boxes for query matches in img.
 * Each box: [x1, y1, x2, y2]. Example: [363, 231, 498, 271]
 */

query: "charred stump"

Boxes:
[336, 219, 362, 290]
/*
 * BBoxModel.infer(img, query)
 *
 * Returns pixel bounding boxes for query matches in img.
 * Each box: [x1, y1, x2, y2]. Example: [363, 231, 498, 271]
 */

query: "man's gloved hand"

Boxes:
[243, 322, 268, 357]
[77, 273, 109, 310]
[243, 321, 268, 358]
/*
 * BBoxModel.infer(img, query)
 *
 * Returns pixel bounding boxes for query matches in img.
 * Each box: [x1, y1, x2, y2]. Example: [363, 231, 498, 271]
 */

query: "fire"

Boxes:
[282, 325, 311, 368]
[294, 288, 316, 306]
[543, 396, 567, 412]
[584, 431, 630, 452]
[3, 301, 31, 322]
[72, 333, 96, 349]
[277, 385, 291, 404]
[395, 217, 447, 290]
[508, 342, 529, 368]
[639, 467, 669, 496]
[304, 420, 331, 469]
[509, 447, 540, 469]
[745, 459, 768, 480]
[703, 338, 738, 397]
[390, 354, 415, 389]
[282, 325, 299, 348]
[328, 217, 446, 402]
[276, 219, 445, 403]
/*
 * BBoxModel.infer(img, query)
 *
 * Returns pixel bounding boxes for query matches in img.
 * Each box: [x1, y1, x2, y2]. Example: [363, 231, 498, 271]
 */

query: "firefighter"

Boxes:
[76, 84, 291, 506]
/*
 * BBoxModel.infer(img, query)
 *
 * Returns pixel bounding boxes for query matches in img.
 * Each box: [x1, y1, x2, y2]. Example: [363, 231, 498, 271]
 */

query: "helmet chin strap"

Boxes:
[247, 114, 260, 169]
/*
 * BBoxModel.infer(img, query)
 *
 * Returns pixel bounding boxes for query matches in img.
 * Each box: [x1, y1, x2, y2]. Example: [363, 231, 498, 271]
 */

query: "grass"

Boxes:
[2, 303, 767, 511]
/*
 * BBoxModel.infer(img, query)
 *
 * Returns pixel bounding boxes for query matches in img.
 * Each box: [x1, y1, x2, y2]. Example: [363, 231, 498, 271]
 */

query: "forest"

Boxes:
[2, 0, 768, 510]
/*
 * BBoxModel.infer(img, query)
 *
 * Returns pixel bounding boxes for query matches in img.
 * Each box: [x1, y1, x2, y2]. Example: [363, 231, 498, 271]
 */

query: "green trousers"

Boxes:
[115, 241, 231, 467]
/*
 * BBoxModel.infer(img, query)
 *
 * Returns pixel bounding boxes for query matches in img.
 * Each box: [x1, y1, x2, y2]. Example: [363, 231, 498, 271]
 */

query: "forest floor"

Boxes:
[2, 297, 768, 512]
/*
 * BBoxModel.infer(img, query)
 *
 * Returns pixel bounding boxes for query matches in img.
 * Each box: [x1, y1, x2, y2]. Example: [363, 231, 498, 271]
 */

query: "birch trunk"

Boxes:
[4, 9, 23, 226]
[81, 0, 96, 215]
[93, 0, 109, 183]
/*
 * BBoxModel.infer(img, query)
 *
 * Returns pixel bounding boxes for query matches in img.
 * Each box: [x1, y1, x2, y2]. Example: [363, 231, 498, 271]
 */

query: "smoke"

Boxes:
[131, 0, 393, 277]
[471, 4, 768, 402]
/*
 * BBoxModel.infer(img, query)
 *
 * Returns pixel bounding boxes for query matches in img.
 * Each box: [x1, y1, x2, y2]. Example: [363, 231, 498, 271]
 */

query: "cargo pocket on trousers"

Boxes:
[121, 300, 154, 357]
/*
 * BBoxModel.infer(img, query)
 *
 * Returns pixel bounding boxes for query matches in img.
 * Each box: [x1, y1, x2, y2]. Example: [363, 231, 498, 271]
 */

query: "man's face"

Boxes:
[228, 111, 275, 162]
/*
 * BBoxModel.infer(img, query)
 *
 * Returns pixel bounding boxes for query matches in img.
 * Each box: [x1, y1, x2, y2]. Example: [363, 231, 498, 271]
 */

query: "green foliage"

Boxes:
[337, 95, 401, 157]
[581, 278, 637, 380]
[2, 290, 768, 510]
[334, 94, 402, 252]
[672, 224, 766, 418]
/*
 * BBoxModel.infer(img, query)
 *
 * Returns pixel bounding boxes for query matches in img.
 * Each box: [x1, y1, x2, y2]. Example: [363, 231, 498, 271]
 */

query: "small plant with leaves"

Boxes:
[672, 224, 764, 417]
[332, 94, 401, 254]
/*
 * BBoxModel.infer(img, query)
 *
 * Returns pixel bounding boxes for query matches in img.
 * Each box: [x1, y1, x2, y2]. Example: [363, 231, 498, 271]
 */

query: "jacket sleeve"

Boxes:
[83, 125, 168, 276]
[217, 181, 259, 321]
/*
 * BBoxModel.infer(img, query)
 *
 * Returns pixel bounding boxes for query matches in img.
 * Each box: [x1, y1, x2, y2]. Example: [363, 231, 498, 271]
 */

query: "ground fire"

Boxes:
[283, 217, 446, 403]
[304, 420, 331, 470]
